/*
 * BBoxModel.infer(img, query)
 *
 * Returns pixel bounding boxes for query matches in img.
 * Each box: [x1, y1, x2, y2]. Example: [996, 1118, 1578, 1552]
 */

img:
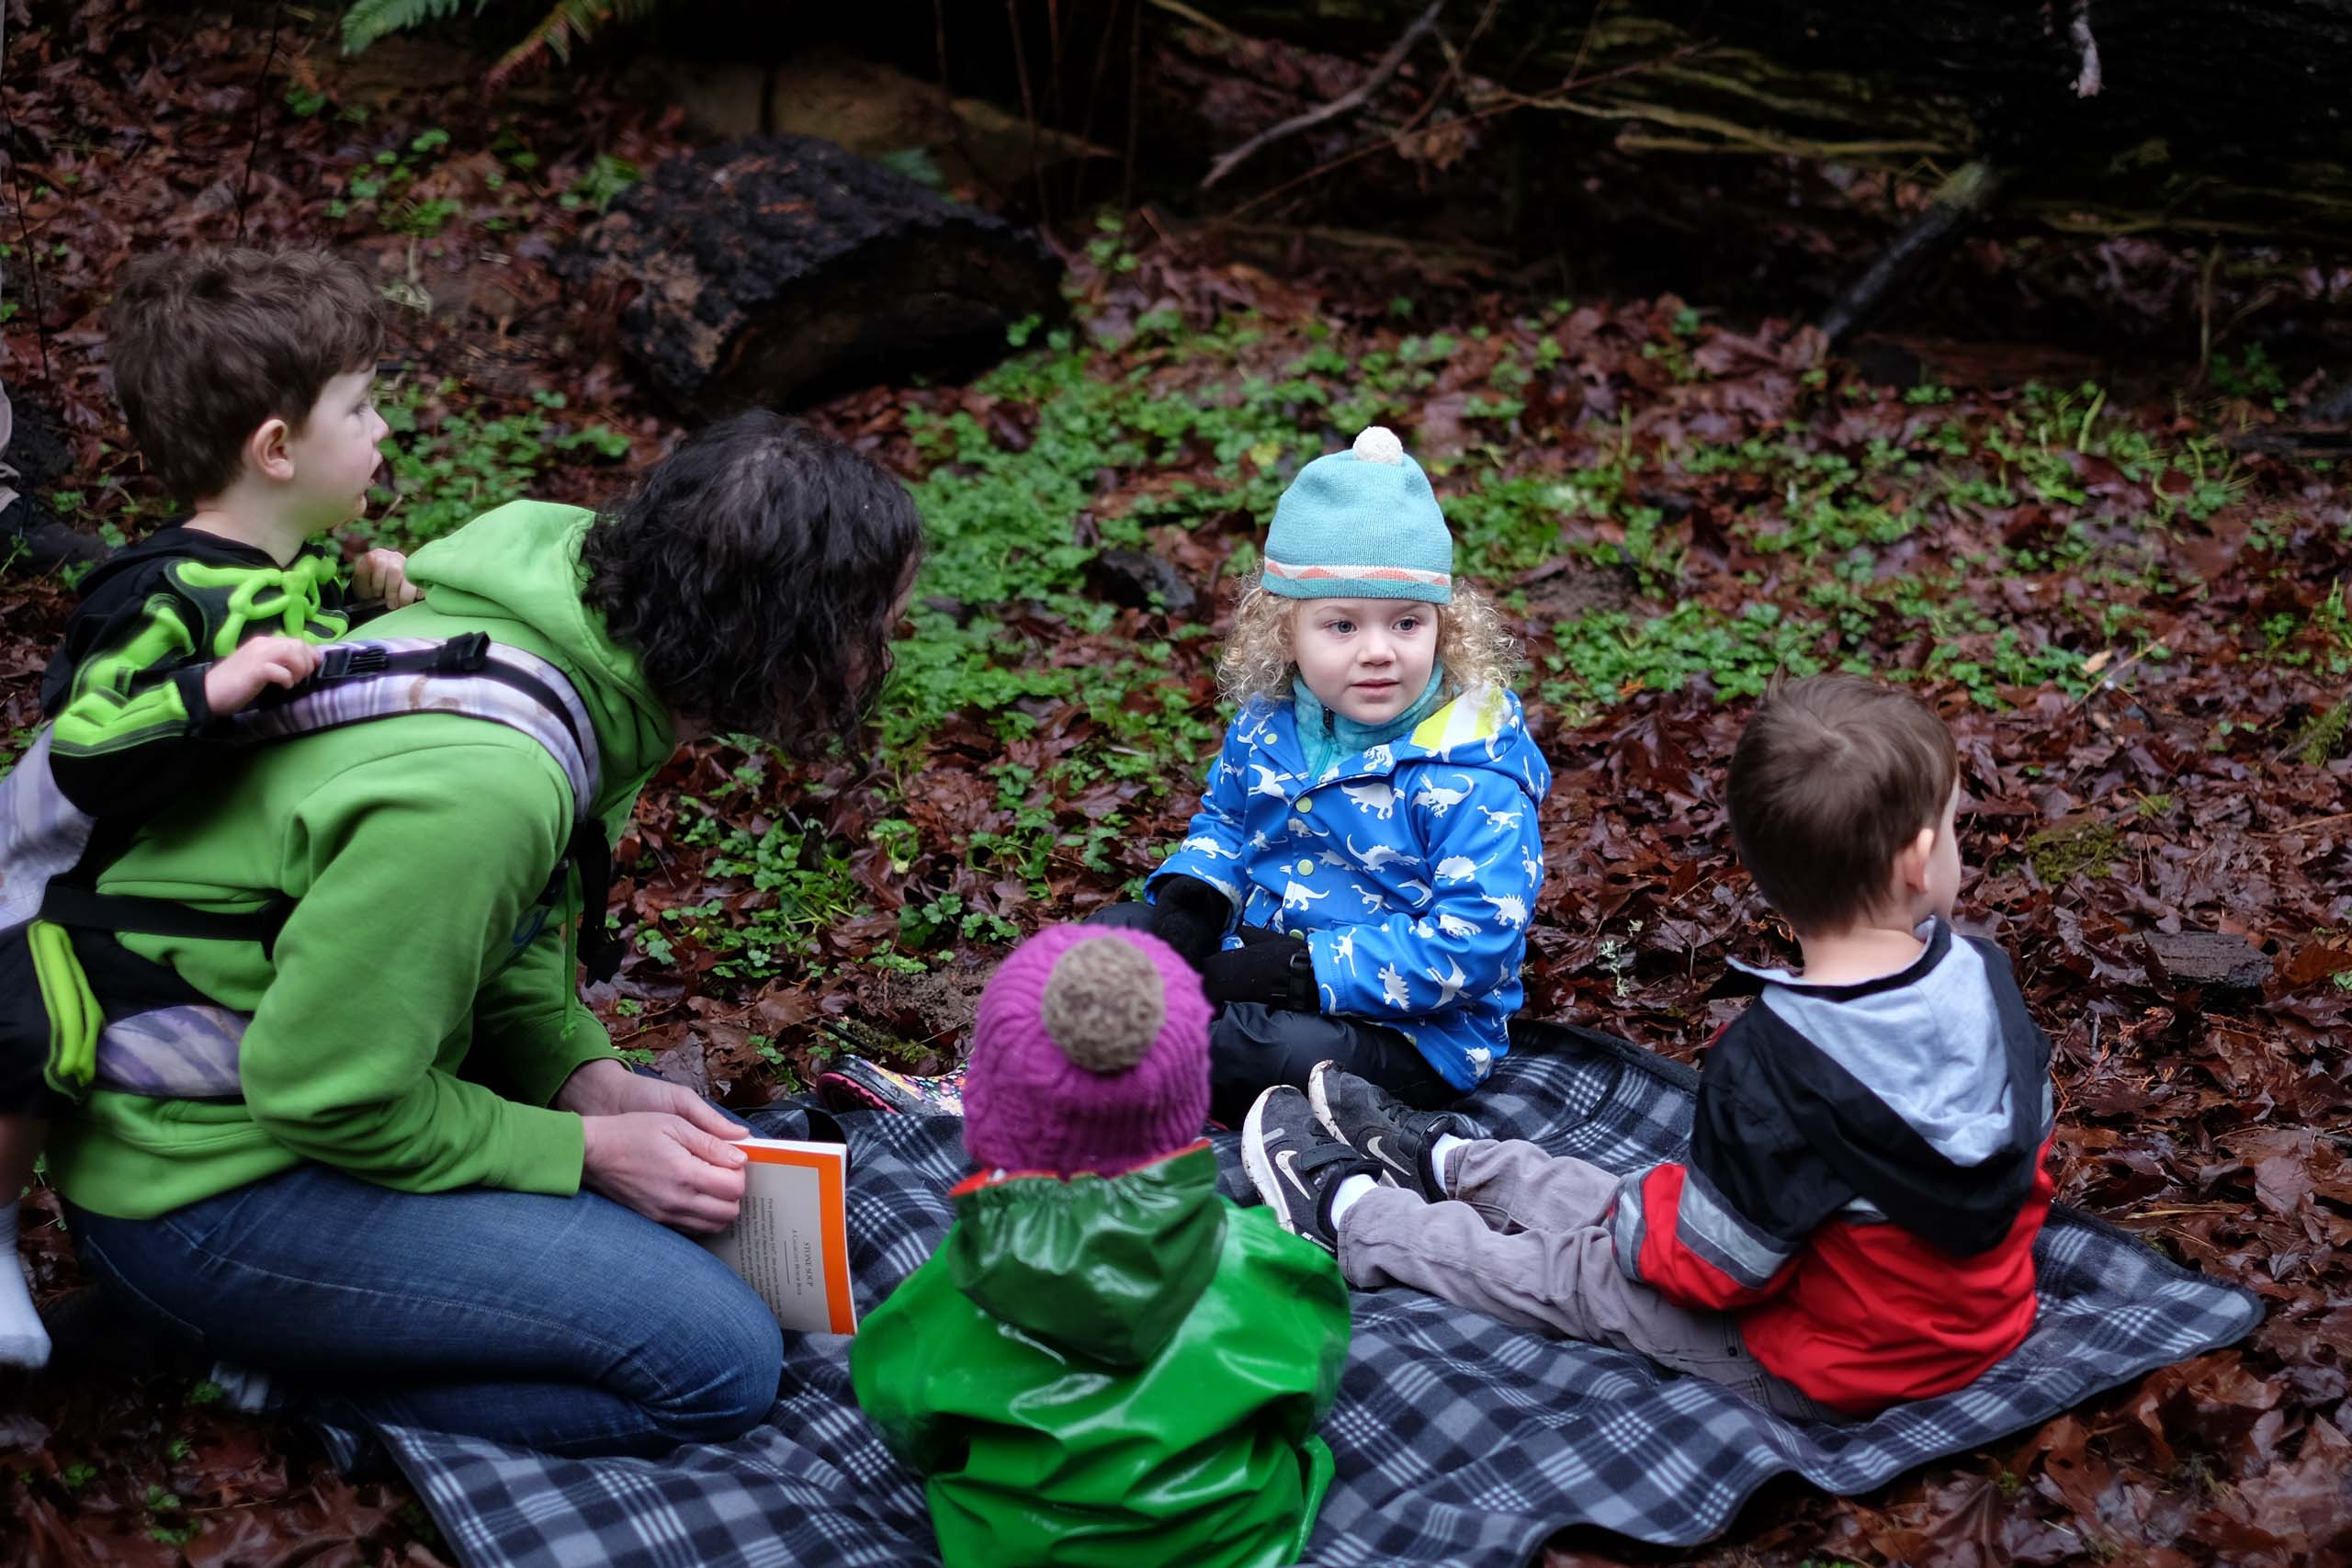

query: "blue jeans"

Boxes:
[67, 1162, 785, 1457]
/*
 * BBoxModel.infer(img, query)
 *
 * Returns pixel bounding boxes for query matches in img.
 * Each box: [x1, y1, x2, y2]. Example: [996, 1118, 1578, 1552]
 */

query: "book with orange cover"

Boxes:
[700, 1137, 858, 1335]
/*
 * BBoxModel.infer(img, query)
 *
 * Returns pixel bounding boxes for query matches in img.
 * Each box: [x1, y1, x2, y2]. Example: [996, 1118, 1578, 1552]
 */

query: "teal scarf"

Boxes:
[1292, 663, 1448, 781]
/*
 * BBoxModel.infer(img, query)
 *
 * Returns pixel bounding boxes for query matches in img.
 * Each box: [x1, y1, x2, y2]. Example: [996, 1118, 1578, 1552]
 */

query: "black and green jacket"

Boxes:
[38, 526, 356, 819]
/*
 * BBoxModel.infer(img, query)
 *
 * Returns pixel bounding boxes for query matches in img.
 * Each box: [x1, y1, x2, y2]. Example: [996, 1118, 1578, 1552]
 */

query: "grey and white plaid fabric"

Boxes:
[357, 1021, 2260, 1566]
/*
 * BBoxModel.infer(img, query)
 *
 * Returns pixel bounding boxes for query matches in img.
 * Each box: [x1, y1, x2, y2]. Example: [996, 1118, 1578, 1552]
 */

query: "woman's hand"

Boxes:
[556, 1057, 745, 1125]
[580, 1113, 749, 1233]
[560, 1059, 752, 1233]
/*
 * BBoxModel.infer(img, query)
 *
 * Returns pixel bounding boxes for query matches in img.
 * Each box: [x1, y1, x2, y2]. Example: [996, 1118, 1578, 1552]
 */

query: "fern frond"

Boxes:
[485, 0, 672, 91]
[342, 0, 474, 55]
[2296, 700, 2350, 766]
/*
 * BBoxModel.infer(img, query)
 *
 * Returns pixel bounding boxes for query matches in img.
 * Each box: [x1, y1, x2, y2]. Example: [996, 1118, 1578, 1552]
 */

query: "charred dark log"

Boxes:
[568, 135, 1066, 412]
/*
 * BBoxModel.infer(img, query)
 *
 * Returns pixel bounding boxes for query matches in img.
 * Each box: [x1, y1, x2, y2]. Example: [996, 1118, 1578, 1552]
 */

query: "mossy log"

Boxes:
[566, 134, 1066, 412]
[1170, 0, 2352, 244]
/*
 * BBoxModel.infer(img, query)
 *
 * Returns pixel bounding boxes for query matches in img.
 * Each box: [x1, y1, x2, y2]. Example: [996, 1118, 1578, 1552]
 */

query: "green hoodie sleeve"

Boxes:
[235, 739, 588, 1195]
[468, 884, 623, 1106]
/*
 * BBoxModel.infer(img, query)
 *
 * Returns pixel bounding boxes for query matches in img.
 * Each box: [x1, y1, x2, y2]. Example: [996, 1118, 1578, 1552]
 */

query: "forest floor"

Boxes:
[3, 6, 2349, 1565]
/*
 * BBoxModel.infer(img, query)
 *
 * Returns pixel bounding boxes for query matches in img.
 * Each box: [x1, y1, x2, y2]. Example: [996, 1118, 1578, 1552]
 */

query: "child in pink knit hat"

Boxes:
[853, 923, 1351, 1568]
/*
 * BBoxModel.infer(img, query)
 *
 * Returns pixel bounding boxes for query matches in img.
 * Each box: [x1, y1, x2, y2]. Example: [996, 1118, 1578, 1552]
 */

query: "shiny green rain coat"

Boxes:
[852, 1145, 1351, 1568]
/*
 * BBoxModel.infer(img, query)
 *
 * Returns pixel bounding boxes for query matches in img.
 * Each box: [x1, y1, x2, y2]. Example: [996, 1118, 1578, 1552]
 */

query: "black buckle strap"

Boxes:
[431, 632, 493, 673]
[311, 633, 491, 684]
[312, 643, 390, 681]
[40, 883, 296, 959]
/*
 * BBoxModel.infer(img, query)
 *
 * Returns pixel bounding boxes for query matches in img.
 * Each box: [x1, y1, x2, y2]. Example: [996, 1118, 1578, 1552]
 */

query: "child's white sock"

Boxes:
[1427, 1133, 1469, 1197]
[1328, 1172, 1379, 1226]
[208, 1360, 279, 1414]
[0, 1200, 52, 1369]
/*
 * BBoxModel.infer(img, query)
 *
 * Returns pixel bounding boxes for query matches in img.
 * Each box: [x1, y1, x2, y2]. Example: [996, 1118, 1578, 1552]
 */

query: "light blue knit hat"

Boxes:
[1262, 426, 1453, 604]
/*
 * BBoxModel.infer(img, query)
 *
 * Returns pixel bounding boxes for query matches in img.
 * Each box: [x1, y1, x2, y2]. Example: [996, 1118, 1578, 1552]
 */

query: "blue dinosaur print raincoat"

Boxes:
[1151, 685, 1551, 1090]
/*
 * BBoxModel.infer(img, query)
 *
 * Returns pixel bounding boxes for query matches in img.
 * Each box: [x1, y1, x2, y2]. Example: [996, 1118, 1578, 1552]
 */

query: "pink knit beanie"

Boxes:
[962, 923, 1212, 1178]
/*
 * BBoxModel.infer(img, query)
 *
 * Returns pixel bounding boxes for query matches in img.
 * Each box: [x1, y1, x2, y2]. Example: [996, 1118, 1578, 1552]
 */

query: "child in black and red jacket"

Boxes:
[1240, 672, 2054, 1420]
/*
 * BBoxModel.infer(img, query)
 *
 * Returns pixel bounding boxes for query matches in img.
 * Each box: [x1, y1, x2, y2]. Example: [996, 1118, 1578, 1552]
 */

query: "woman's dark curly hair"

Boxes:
[582, 411, 922, 755]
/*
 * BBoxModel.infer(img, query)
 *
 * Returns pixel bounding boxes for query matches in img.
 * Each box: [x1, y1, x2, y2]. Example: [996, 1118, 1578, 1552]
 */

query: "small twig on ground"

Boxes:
[1007, 0, 1052, 220]
[1069, 0, 1121, 209]
[1139, 0, 1231, 35]
[0, 8, 52, 383]
[234, 1, 286, 243]
[2068, 642, 2165, 717]
[1123, 0, 1142, 209]
[2256, 810, 2352, 839]
[2195, 243, 2222, 381]
[1201, 0, 1448, 189]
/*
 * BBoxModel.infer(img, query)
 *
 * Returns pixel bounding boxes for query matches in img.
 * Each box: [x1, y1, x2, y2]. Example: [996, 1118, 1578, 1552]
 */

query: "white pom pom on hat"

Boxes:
[1261, 421, 1452, 603]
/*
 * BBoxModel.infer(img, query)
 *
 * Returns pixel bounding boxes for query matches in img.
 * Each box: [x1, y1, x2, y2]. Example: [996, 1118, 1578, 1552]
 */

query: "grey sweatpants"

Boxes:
[1338, 1139, 1849, 1421]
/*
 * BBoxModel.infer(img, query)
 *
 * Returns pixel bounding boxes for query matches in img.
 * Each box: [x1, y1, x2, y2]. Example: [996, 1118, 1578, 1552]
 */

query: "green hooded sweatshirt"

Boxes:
[45, 502, 673, 1221]
[852, 1146, 1351, 1568]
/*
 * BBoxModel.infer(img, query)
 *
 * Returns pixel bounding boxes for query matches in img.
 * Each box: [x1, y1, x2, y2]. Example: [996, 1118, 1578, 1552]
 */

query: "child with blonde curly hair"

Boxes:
[1102, 426, 1551, 1126]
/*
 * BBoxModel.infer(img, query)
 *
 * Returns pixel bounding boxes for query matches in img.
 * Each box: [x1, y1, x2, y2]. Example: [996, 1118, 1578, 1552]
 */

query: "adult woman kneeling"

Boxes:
[50, 413, 922, 1456]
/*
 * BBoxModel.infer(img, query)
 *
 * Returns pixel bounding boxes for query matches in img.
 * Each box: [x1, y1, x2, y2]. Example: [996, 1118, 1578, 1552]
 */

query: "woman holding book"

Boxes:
[40, 414, 923, 1456]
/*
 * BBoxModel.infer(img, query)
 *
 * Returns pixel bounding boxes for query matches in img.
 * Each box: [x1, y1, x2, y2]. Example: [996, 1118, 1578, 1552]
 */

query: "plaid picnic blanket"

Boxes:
[356, 1021, 2260, 1567]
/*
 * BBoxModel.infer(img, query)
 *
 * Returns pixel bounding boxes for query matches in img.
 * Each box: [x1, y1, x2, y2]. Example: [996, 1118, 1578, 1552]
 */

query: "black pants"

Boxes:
[1090, 903, 1457, 1126]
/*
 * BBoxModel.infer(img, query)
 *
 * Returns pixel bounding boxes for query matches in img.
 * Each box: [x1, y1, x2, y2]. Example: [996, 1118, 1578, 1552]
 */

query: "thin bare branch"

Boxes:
[1201, 0, 1448, 190]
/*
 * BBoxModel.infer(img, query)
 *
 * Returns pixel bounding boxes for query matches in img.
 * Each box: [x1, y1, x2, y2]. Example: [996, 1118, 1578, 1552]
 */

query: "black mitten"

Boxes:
[1199, 928, 1318, 1010]
[1146, 874, 1232, 967]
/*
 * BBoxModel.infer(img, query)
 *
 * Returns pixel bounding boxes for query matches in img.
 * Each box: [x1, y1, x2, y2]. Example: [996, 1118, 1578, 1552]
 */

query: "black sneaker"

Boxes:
[1307, 1061, 1478, 1201]
[1241, 1086, 1382, 1255]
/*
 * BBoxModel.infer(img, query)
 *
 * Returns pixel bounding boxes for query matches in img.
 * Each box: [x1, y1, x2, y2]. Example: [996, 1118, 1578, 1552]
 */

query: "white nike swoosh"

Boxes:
[1363, 1134, 1393, 1168]
[1274, 1147, 1310, 1201]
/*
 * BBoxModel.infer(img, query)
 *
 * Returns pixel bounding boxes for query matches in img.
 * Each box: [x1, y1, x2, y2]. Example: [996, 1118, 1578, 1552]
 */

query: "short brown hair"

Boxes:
[107, 248, 384, 502]
[1727, 674, 1958, 933]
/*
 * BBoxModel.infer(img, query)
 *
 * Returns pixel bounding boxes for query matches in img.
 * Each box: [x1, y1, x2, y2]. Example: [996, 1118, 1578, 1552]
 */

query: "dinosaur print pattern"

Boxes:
[1152, 684, 1552, 1090]
[1408, 775, 1475, 816]
[1342, 780, 1397, 819]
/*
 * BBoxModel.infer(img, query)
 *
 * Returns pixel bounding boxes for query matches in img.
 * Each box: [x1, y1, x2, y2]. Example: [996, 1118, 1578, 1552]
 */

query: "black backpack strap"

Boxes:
[45, 633, 610, 978]
[323, 634, 616, 981]
[288, 634, 590, 767]
[37, 884, 295, 958]
[555, 818, 624, 984]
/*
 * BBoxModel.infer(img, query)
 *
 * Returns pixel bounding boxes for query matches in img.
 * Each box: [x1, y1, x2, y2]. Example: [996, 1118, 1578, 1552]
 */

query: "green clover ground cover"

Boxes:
[123, 231, 2307, 1006]
[611, 267, 2317, 995]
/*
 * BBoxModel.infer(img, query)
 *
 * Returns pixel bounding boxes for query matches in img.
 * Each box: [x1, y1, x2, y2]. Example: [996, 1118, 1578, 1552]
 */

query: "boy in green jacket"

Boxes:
[854, 924, 1351, 1568]
[2, 247, 416, 1367]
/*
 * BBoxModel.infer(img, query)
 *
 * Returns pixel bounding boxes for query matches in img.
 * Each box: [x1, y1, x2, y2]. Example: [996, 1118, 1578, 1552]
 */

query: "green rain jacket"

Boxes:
[853, 1145, 1351, 1568]
[44, 502, 669, 1220]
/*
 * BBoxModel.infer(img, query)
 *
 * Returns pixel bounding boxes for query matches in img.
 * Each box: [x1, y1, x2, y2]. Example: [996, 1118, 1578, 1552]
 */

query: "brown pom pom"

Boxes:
[1040, 937, 1167, 1073]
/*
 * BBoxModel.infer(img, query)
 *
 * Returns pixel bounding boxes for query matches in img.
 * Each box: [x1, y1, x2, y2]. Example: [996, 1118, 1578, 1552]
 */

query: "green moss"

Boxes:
[2294, 701, 2350, 766]
[2023, 819, 2123, 883]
